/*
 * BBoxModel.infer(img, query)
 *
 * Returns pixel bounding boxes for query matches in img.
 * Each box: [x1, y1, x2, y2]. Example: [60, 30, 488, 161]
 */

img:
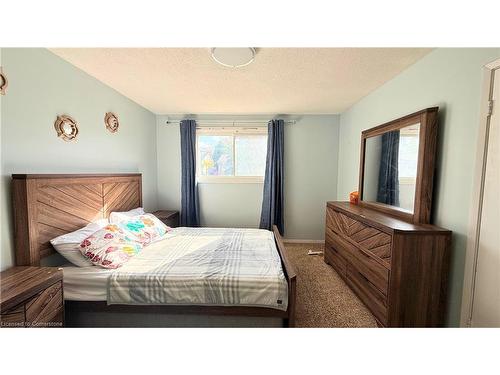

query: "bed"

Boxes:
[11, 173, 297, 327]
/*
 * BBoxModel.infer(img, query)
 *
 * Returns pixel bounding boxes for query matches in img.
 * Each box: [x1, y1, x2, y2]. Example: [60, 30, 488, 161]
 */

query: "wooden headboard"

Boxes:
[12, 174, 142, 266]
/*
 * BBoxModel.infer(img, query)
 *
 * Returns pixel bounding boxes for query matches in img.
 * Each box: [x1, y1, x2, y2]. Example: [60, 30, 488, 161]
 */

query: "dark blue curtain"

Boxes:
[259, 119, 284, 233]
[180, 119, 200, 226]
[377, 130, 400, 206]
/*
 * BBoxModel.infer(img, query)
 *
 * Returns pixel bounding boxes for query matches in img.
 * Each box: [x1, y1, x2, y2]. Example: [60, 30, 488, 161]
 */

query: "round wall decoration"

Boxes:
[104, 112, 119, 133]
[54, 115, 79, 142]
[0, 67, 8, 95]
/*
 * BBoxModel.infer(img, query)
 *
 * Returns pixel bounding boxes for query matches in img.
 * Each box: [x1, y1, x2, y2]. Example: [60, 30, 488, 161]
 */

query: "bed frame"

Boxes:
[11, 174, 297, 327]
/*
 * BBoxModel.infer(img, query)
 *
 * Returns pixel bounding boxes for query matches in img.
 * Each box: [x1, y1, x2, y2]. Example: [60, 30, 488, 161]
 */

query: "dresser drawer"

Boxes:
[0, 304, 25, 327]
[25, 281, 63, 327]
[347, 264, 387, 326]
[324, 244, 347, 279]
[326, 207, 392, 266]
[326, 206, 346, 237]
[1, 267, 64, 328]
[327, 232, 389, 295]
[1, 281, 63, 328]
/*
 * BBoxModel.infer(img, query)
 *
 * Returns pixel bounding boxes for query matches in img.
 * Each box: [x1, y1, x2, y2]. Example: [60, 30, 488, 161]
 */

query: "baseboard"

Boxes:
[283, 239, 325, 244]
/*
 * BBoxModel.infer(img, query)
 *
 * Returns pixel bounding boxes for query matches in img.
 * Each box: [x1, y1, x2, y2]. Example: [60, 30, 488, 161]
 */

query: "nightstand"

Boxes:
[0, 267, 64, 328]
[152, 210, 180, 228]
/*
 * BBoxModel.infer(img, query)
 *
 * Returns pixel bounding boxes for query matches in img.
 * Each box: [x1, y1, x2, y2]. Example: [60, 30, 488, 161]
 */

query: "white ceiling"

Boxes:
[50, 48, 432, 115]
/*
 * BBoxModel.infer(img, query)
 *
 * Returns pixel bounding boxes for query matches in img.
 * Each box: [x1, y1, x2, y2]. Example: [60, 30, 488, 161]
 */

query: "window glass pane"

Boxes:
[198, 135, 234, 176]
[398, 134, 419, 178]
[235, 135, 267, 176]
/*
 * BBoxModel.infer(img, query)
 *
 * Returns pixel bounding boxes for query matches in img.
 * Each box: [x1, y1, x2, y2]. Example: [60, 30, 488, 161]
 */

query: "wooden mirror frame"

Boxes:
[358, 107, 439, 224]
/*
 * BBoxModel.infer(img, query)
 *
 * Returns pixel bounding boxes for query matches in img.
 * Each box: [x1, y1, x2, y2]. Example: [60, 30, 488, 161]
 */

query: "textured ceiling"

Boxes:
[49, 48, 432, 115]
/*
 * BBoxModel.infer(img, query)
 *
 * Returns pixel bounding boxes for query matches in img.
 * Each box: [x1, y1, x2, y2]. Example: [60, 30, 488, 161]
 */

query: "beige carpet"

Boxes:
[284, 243, 378, 328]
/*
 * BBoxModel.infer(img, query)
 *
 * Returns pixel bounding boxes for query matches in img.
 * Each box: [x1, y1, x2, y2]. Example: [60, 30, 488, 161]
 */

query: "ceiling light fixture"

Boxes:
[210, 48, 256, 68]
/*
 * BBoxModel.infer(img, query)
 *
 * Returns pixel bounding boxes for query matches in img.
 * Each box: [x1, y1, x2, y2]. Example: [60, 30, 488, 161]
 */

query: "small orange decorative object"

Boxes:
[349, 191, 359, 205]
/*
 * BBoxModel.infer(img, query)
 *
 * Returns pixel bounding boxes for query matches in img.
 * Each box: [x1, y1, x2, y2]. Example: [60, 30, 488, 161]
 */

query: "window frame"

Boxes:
[196, 127, 268, 184]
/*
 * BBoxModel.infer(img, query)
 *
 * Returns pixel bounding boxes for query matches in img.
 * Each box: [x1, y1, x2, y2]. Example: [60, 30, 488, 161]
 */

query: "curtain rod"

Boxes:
[165, 119, 296, 125]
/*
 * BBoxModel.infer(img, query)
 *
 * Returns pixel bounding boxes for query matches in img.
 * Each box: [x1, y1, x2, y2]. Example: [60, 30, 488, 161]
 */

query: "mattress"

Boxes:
[62, 264, 114, 301]
[62, 227, 288, 311]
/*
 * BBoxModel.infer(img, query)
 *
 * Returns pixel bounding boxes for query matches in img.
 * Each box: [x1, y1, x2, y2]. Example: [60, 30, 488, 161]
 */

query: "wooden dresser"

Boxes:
[325, 202, 451, 327]
[0, 267, 64, 328]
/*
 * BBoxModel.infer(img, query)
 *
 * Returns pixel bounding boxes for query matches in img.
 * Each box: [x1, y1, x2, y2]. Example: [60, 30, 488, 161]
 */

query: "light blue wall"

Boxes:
[337, 48, 500, 326]
[0, 48, 158, 270]
[284, 115, 340, 239]
[156, 114, 340, 239]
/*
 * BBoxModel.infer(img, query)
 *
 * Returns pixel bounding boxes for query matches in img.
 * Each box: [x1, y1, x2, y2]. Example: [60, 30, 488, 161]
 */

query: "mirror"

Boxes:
[105, 112, 120, 133]
[359, 108, 439, 224]
[363, 123, 420, 213]
[54, 115, 79, 142]
[63, 122, 74, 135]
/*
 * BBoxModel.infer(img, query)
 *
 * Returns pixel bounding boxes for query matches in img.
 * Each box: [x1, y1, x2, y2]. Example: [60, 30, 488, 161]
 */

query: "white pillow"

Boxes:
[50, 219, 109, 267]
[109, 207, 145, 224]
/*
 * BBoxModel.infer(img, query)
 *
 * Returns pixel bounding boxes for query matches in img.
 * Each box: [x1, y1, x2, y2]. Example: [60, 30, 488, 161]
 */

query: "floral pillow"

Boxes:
[116, 214, 172, 246]
[79, 224, 143, 269]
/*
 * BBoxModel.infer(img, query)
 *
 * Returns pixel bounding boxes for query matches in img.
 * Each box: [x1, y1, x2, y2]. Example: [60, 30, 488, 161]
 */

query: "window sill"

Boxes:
[197, 176, 264, 184]
[399, 177, 416, 185]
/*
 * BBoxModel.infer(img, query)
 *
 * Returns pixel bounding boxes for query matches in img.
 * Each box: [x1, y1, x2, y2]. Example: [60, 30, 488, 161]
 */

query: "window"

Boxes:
[398, 124, 420, 184]
[196, 127, 268, 183]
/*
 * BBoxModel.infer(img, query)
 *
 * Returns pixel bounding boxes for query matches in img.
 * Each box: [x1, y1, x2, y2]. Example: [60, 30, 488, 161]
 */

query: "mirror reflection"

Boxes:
[362, 123, 420, 212]
[63, 122, 74, 135]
